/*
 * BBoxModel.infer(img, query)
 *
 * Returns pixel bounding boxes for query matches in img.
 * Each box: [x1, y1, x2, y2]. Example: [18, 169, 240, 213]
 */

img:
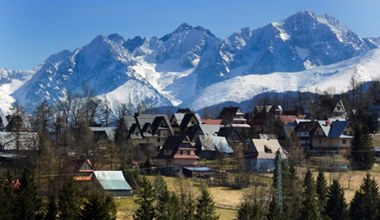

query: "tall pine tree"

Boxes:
[154, 176, 181, 220]
[237, 199, 265, 220]
[133, 176, 156, 220]
[350, 174, 380, 219]
[13, 168, 42, 220]
[58, 180, 83, 220]
[0, 172, 14, 220]
[195, 186, 219, 220]
[351, 124, 375, 170]
[299, 169, 321, 220]
[316, 171, 327, 214]
[44, 195, 57, 220]
[80, 192, 116, 220]
[325, 180, 347, 220]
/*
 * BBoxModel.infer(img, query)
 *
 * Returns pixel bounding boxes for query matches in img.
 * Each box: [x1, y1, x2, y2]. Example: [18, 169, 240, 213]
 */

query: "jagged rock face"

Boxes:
[3, 11, 379, 113]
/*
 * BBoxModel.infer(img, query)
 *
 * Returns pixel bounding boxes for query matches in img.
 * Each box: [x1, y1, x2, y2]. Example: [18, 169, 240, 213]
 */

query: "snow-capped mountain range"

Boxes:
[3, 11, 380, 114]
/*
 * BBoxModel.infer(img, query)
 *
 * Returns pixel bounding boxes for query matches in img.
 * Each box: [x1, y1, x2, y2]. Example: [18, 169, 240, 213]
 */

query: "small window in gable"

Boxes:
[264, 145, 272, 153]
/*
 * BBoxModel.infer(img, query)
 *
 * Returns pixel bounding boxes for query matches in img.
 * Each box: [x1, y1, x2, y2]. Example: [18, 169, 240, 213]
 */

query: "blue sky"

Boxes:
[1, 0, 380, 70]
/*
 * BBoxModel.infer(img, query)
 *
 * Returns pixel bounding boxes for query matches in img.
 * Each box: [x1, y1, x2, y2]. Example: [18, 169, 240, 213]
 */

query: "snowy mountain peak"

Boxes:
[44, 50, 72, 64]
[4, 11, 380, 115]
[107, 33, 125, 44]
[160, 23, 216, 42]
[123, 36, 145, 52]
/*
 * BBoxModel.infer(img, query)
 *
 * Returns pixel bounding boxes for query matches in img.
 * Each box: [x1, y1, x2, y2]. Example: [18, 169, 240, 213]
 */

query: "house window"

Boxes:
[180, 150, 184, 155]
[157, 138, 160, 143]
[349, 131, 353, 135]
[135, 132, 139, 136]
[342, 139, 347, 144]
[147, 130, 151, 134]
[264, 145, 272, 153]
[316, 131, 319, 135]
[343, 131, 347, 135]
[319, 139, 322, 144]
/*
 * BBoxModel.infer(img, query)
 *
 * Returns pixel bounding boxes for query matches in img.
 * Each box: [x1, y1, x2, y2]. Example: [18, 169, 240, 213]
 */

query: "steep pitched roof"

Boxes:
[199, 135, 233, 153]
[156, 135, 187, 159]
[151, 116, 173, 135]
[199, 124, 221, 136]
[295, 121, 319, 133]
[90, 127, 116, 141]
[328, 120, 351, 138]
[93, 171, 132, 191]
[155, 135, 197, 160]
[246, 138, 287, 159]
[218, 107, 241, 119]
[180, 113, 201, 132]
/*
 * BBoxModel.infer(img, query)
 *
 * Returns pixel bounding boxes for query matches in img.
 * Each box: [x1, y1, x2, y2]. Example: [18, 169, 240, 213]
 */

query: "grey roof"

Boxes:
[93, 171, 131, 191]
[90, 127, 116, 141]
[199, 135, 233, 153]
[172, 113, 202, 126]
[199, 124, 221, 136]
[124, 114, 173, 135]
[0, 132, 38, 151]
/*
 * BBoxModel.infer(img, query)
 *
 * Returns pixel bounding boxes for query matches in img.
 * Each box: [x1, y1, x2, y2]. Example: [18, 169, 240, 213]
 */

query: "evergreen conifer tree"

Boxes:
[181, 189, 196, 220]
[325, 180, 347, 220]
[0, 172, 14, 220]
[80, 192, 116, 220]
[351, 125, 375, 170]
[133, 176, 156, 220]
[316, 171, 327, 213]
[282, 162, 302, 220]
[266, 199, 282, 220]
[273, 150, 283, 212]
[350, 174, 380, 219]
[195, 186, 219, 220]
[58, 180, 82, 220]
[237, 199, 265, 220]
[154, 176, 181, 220]
[299, 169, 321, 220]
[13, 168, 42, 220]
[176, 178, 195, 220]
[44, 195, 57, 220]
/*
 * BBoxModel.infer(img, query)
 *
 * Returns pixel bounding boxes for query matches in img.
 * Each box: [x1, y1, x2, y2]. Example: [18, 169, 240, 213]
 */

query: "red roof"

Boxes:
[202, 119, 222, 125]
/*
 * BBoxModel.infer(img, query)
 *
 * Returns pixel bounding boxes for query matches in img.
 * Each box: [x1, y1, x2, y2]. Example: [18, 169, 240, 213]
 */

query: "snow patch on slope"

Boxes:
[188, 48, 380, 110]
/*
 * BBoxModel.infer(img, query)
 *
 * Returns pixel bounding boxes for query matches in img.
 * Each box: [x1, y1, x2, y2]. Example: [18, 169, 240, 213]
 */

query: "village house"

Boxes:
[294, 121, 319, 151]
[90, 127, 115, 143]
[311, 119, 354, 155]
[331, 98, 349, 119]
[244, 135, 287, 172]
[155, 135, 199, 167]
[124, 113, 173, 149]
[74, 159, 94, 182]
[93, 171, 132, 197]
[216, 107, 251, 148]
[197, 134, 233, 160]
[170, 110, 202, 135]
